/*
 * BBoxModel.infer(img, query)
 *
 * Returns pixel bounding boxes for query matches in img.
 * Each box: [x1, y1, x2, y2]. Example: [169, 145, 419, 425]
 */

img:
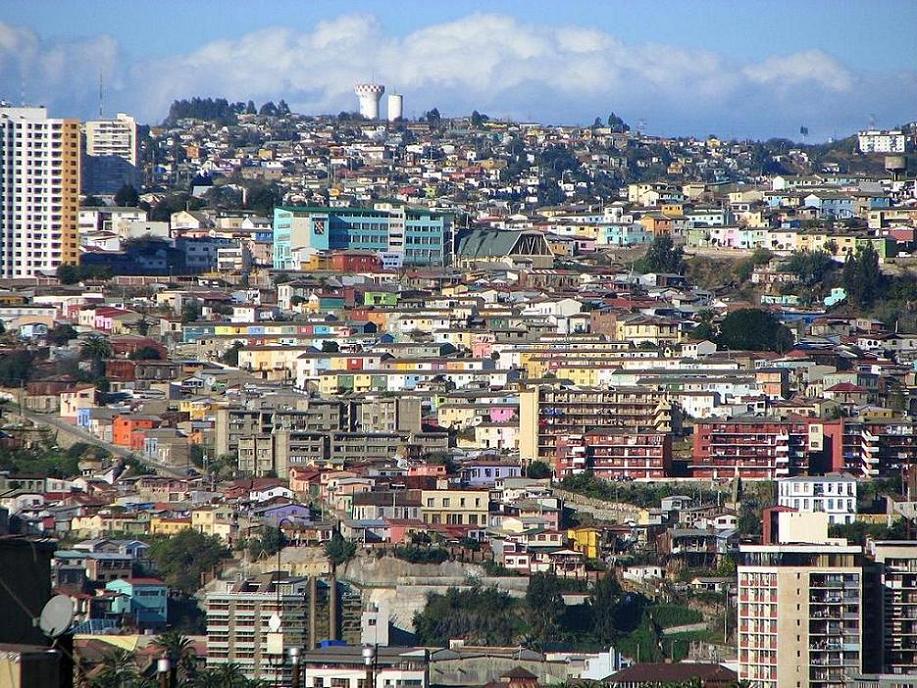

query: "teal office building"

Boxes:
[272, 204, 450, 270]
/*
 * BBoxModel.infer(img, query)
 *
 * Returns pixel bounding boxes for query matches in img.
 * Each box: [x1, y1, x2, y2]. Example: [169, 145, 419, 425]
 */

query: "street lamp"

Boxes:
[157, 654, 171, 688]
[362, 644, 377, 688]
[288, 646, 302, 688]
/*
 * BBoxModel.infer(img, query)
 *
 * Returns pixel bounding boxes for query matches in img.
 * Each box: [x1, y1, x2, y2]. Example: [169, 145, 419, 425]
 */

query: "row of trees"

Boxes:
[413, 573, 667, 659]
[88, 631, 266, 688]
[164, 97, 291, 125]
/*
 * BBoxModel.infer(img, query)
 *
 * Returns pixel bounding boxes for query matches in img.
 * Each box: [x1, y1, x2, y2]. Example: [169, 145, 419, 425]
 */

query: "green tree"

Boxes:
[128, 346, 162, 361]
[607, 112, 630, 133]
[148, 529, 230, 595]
[849, 243, 883, 309]
[526, 572, 565, 647]
[56, 264, 81, 284]
[525, 460, 552, 479]
[245, 182, 285, 216]
[245, 101, 257, 115]
[321, 340, 339, 353]
[589, 573, 624, 645]
[634, 235, 684, 274]
[82, 194, 105, 207]
[247, 525, 285, 559]
[152, 630, 198, 682]
[114, 184, 140, 207]
[0, 350, 36, 386]
[181, 299, 203, 324]
[414, 586, 523, 646]
[717, 308, 793, 353]
[222, 341, 243, 366]
[81, 334, 113, 371]
[324, 531, 356, 567]
[782, 250, 835, 287]
[48, 324, 78, 346]
[90, 648, 146, 688]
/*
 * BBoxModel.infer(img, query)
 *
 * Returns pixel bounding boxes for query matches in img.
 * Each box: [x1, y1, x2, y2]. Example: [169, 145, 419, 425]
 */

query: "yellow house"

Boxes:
[567, 527, 601, 560]
[60, 385, 97, 420]
[70, 513, 149, 537]
[420, 489, 489, 527]
[179, 397, 213, 421]
[616, 316, 681, 347]
[191, 507, 237, 542]
[150, 516, 193, 536]
[551, 364, 602, 387]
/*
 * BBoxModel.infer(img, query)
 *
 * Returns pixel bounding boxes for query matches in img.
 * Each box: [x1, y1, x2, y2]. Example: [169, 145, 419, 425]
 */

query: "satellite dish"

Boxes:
[268, 612, 282, 633]
[39, 595, 75, 638]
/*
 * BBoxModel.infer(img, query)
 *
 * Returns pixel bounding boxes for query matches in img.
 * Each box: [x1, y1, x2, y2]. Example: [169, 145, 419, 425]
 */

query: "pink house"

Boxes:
[488, 406, 517, 423]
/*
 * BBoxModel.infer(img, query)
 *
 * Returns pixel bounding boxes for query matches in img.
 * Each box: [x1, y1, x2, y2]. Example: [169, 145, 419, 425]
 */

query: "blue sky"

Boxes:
[2, 1, 916, 139]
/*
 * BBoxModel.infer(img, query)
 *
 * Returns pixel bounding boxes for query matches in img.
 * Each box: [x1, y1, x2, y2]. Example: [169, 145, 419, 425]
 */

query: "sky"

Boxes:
[2, 0, 916, 140]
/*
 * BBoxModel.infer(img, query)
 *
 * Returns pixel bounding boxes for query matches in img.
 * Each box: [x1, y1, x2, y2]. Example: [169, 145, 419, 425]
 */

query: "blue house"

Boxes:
[254, 503, 313, 526]
[105, 578, 168, 629]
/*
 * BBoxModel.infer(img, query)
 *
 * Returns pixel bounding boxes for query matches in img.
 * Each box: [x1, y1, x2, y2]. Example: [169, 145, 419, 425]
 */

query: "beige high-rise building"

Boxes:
[84, 113, 138, 166]
[83, 112, 139, 194]
[738, 511, 863, 688]
[867, 540, 917, 675]
[0, 105, 80, 278]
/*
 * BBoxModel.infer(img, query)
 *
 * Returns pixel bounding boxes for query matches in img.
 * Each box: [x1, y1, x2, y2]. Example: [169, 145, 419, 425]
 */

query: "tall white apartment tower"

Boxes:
[0, 105, 81, 278]
[83, 112, 139, 194]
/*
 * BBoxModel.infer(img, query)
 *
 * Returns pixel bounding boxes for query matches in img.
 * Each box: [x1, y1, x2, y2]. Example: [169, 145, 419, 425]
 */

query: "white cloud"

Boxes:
[743, 50, 852, 92]
[0, 14, 909, 138]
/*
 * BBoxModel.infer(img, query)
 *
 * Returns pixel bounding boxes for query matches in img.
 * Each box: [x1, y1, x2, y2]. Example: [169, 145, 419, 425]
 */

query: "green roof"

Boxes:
[456, 229, 524, 258]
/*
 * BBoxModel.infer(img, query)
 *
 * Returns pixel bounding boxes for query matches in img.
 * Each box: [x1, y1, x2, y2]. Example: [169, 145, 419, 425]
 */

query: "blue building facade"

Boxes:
[273, 205, 450, 270]
[105, 578, 168, 629]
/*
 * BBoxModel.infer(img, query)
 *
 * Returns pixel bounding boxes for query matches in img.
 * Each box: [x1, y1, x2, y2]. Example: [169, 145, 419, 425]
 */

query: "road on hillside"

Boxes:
[13, 406, 188, 479]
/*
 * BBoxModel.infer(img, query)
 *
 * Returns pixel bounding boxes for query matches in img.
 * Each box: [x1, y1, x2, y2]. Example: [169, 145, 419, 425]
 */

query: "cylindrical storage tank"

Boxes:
[387, 93, 403, 122]
[885, 155, 907, 172]
[354, 83, 384, 119]
[885, 155, 908, 181]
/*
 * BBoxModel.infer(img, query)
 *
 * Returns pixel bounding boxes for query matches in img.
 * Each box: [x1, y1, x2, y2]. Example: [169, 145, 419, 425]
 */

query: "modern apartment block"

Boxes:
[273, 204, 450, 270]
[0, 105, 80, 278]
[692, 418, 917, 480]
[777, 475, 858, 525]
[867, 540, 917, 675]
[205, 573, 361, 685]
[555, 430, 672, 480]
[738, 511, 863, 688]
[692, 419, 812, 479]
[857, 130, 907, 154]
[519, 385, 678, 462]
[83, 113, 139, 194]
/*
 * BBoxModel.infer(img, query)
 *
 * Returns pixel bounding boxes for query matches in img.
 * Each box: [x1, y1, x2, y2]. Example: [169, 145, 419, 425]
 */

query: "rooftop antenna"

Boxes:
[868, 113, 877, 129]
[99, 70, 104, 118]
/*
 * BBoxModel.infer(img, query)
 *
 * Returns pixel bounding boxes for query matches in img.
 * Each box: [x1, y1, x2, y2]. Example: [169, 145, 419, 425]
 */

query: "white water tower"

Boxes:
[354, 83, 385, 119]
[387, 93, 403, 122]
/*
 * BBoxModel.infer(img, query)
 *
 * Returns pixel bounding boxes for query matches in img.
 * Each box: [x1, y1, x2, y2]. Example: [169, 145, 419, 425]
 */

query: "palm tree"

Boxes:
[152, 630, 197, 681]
[90, 648, 143, 688]
[191, 662, 252, 688]
[80, 334, 114, 361]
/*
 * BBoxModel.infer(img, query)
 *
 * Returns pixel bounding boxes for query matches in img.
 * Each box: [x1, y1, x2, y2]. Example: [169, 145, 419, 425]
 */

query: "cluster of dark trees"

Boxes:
[164, 97, 292, 125]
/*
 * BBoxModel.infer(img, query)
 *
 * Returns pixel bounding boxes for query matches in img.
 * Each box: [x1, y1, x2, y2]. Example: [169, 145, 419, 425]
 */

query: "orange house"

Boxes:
[640, 212, 673, 235]
[113, 415, 161, 449]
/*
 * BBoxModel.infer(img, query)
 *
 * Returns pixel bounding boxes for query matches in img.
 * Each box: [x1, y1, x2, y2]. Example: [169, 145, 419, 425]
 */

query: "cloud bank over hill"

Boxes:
[1, 13, 914, 139]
